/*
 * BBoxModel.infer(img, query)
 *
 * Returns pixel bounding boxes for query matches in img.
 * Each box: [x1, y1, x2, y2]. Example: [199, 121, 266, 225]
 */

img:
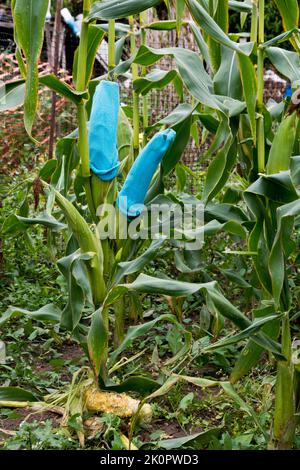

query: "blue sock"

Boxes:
[89, 80, 120, 181]
[117, 128, 176, 218]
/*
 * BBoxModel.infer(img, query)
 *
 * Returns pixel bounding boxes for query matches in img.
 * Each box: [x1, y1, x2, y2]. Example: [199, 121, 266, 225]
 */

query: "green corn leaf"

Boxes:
[0, 75, 88, 112]
[113, 238, 166, 285]
[118, 107, 133, 162]
[230, 304, 281, 383]
[1, 213, 66, 235]
[220, 269, 252, 288]
[203, 314, 281, 351]
[39, 75, 89, 104]
[186, 0, 254, 57]
[0, 79, 25, 111]
[148, 103, 194, 131]
[290, 155, 300, 189]
[237, 54, 257, 145]
[207, 0, 229, 73]
[0, 387, 38, 403]
[262, 29, 299, 48]
[133, 69, 178, 95]
[88, 0, 162, 21]
[12, 0, 49, 138]
[162, 114, 193, 175]
[273, 0, 300, 51]
[58, 249, 94, 331]
[203, 123, 237, 203]
[115, 36, 127, 66]
[99, 376, 160, 394]
[143, 20, 180, 30]
[214, 47, 243, 100]
[87, 307, 108, 377]
[189, 22, 212, 69]
[0, 304, 62, 328]
[269, 198, 300, 307]
[198, 113, 219, 133]
[176, 218, 247, 243]
[156, 427, 223, 449]
[205, 201, 249, 224]
[172, 48, 222, 111]
[228, 0, 251, 13]
[266, 113, 298, 175]
[51, 138, 79, 195]
[245, 172, 298, 205]
[266, 47, 300, 85]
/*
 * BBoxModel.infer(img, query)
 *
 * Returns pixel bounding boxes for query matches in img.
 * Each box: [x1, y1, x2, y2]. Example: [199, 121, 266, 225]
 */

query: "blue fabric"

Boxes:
[89, 80, 120, 181]
[117, 128, 176, 218]
[285, 82, 292, 98]
[65, 18, 80, 36]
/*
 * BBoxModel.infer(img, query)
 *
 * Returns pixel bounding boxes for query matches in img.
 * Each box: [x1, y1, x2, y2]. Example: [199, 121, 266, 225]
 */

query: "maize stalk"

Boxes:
[273, 314, 295, 449]
[257, 0, 265, 173]
[129, 15, 140, 157]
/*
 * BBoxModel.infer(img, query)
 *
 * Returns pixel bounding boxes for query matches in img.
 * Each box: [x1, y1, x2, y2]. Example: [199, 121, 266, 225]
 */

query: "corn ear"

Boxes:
[84, 386, 152, 423]
[54, 189, 106, 305]
[266, 113, 298, 175]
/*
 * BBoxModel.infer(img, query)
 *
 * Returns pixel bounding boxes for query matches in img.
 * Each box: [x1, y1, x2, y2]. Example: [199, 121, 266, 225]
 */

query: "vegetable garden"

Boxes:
[0, 0, 300, 452]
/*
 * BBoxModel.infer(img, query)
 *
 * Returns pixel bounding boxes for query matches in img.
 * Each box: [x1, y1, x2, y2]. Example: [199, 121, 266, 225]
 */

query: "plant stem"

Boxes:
[129, 16, 140, 157]
[77, 102, 97, 222]
[257, 0, 265, 173]
[76, 1, 90, 93]
[108, 19, 116, 72]
[75, 0, 98, 221]
[100, 305, 109, 380]
[140, 12, 149, 146]
[250, 0, 258, 43]
[114, 298, 125, 347]
[258, 0, 264, 45]
[77, 103, 90, 178]
[273, 313, 295, 449]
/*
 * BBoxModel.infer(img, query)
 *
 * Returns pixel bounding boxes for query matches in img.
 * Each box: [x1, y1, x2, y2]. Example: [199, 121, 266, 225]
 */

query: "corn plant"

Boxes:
[1, 0, 300, 449]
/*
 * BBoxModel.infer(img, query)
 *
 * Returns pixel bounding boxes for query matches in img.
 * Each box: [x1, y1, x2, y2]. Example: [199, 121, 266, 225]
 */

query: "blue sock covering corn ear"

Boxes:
[117, 128, 176, 218]
[89, 80, 121, 181]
